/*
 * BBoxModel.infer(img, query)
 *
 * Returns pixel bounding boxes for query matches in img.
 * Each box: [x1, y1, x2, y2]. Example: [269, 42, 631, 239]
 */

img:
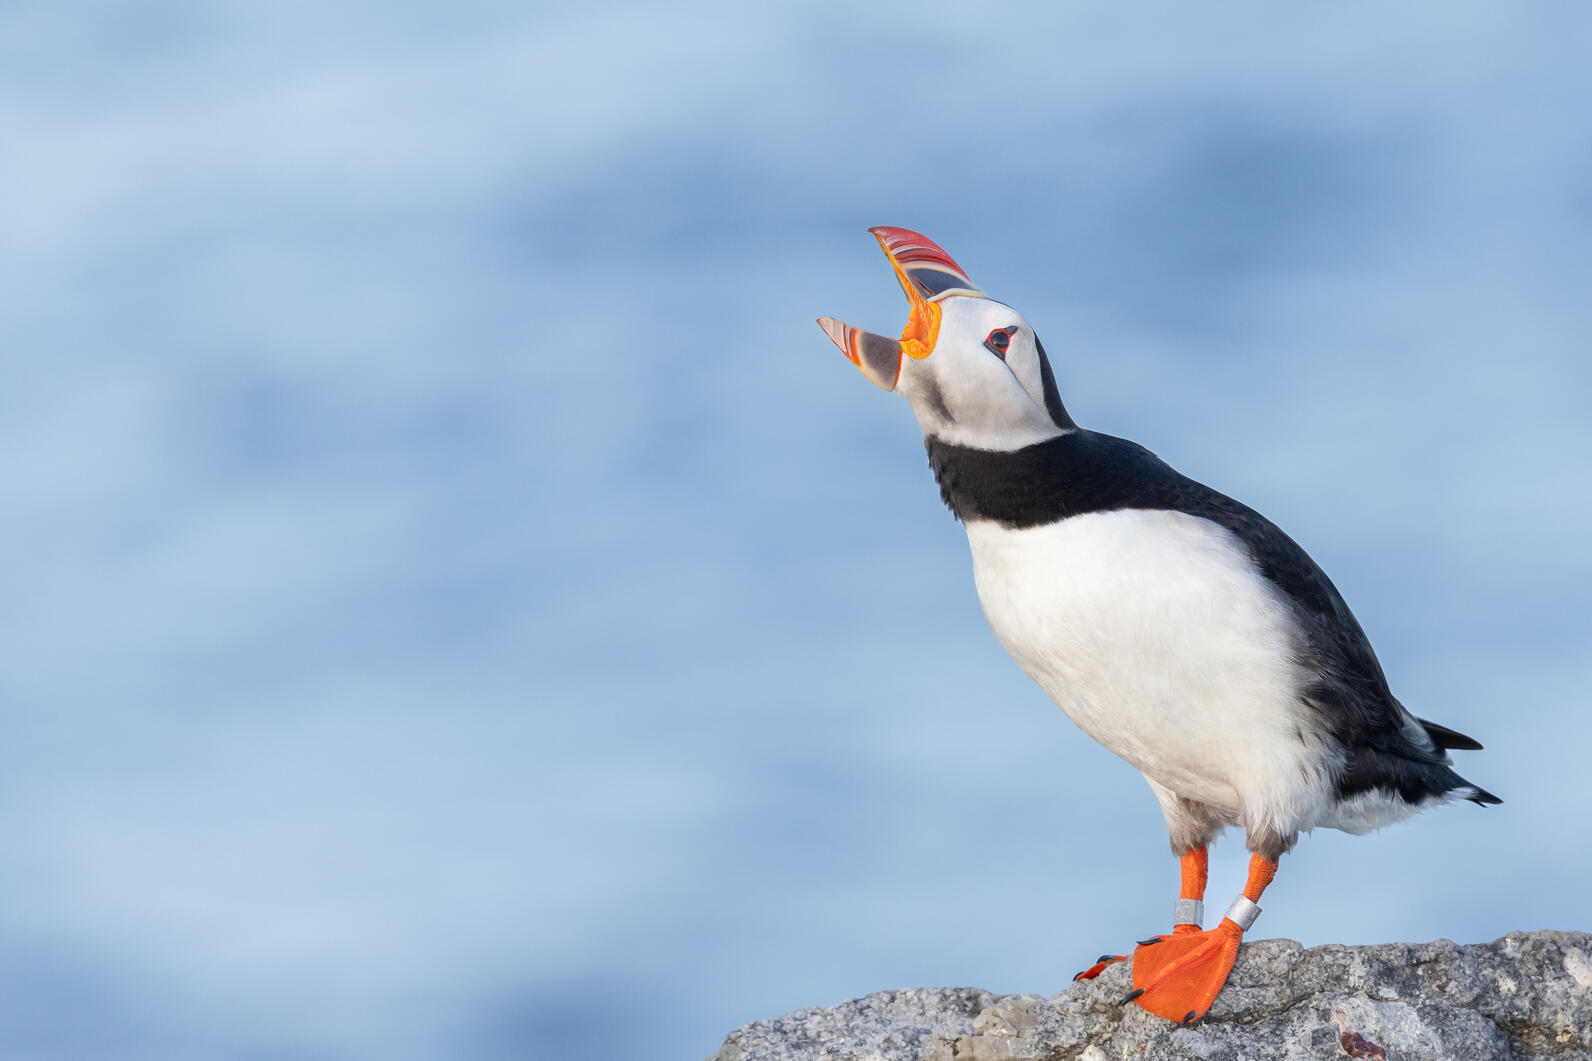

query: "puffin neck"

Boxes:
[924, 433, 1087, 526]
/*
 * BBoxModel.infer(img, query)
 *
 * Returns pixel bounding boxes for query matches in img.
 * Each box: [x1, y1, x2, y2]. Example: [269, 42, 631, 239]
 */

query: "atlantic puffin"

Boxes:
[817, 226, 1499, 1024]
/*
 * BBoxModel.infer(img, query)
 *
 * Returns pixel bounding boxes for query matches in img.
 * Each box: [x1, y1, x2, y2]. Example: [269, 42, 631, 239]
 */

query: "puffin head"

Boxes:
[818, 226, 1075, 451]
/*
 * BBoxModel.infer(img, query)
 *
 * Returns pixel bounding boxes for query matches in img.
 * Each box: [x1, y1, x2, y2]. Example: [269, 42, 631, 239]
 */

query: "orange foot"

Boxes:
[1122, 920, 1242, 1023]
[1074, 929, 1176, 981]
[1072, 952, 1127, 981]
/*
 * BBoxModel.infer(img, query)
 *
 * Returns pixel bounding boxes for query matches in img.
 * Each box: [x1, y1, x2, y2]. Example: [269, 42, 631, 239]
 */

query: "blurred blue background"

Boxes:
[4, 3, 1590, 1058]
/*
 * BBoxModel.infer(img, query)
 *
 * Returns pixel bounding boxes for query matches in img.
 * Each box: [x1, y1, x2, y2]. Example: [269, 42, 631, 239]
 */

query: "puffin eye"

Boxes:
[983, 325, 1018, 359]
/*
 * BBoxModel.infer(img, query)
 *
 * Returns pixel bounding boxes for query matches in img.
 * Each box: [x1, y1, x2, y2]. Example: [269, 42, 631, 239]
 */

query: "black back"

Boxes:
[926, 429, 1499, 808]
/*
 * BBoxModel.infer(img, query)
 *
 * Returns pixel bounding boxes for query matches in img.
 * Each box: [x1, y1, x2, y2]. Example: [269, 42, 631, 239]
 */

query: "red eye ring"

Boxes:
[984, 325, 1017, 359]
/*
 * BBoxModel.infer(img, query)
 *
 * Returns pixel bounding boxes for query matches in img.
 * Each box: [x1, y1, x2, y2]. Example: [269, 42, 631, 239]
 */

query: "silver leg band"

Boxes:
[1173, 898, 1204, 927]
[1224, 895, 1262, 931]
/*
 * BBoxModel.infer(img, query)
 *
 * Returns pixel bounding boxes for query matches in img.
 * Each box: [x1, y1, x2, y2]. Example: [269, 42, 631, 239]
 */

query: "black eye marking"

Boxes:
[983, 325, 1018, 359]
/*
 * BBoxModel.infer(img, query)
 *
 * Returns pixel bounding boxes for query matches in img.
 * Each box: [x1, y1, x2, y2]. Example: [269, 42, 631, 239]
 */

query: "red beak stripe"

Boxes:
[868, 226, 986, 302]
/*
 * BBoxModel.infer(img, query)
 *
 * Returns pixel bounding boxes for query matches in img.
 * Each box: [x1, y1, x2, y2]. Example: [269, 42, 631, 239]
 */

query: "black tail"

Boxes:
[1413, 716, 1500, 805]
[1417, 716, 1485, 751]
[1464, 784, 1503, 806]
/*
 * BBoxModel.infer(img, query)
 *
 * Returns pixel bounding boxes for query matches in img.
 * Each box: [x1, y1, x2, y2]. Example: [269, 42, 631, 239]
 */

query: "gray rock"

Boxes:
[709, 931, 1591, 1061]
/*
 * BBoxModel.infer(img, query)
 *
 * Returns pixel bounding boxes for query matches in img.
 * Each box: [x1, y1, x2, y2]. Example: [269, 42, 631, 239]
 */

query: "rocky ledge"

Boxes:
[709, 931, 1591, 1061]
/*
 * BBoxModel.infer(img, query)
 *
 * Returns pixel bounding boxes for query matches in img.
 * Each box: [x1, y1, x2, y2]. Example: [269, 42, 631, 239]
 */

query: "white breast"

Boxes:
[964, 509, 1338, 839]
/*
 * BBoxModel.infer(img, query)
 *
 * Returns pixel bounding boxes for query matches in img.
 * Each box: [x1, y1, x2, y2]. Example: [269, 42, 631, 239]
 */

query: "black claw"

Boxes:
[1119, 987, 1145, 1005]
[1096, 953, 1115, 964]
[1181, 1010, 1198, 1024]
[1136, 936, 1163, 946]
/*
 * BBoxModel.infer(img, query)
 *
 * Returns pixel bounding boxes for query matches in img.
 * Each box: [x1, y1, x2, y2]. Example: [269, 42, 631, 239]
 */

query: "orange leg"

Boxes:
[1125, 853, 1278, 1023]
[1172, 845, 1209, 937]
[1073, 847, 1208, 981]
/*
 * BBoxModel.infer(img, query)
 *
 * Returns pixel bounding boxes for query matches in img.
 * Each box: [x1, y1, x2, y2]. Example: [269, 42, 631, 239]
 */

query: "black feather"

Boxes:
[1417, 718, 1485, 751]
[1033, 337, 1077, 431]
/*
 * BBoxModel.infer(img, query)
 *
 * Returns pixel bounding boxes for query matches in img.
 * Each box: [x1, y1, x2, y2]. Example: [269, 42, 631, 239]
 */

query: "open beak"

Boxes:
[817, 226, 986, 391]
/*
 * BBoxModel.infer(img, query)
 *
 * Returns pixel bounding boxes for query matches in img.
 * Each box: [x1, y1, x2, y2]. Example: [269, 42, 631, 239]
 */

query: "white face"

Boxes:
[896, 295, 1071, 451]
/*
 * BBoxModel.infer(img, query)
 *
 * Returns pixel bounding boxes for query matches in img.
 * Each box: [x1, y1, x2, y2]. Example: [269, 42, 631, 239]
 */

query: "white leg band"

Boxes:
[1173, 898, 1204, 927]
[1224, 895, 1262, 931]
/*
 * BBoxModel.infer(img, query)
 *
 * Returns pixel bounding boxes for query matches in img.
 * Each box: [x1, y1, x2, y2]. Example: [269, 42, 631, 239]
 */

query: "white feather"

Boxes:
[1315, 787, 1458, 834]
[963, 509, 1347, 846]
